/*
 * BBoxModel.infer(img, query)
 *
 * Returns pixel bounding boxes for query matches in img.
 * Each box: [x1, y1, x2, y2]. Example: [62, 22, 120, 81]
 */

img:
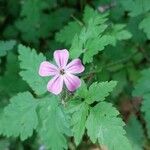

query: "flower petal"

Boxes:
[39, 61, 58, 77]
[66, 59, 85, 74]
[54, 49, 69, 68]
[47, 75, 63, 95]
[64, 73, 81, 92]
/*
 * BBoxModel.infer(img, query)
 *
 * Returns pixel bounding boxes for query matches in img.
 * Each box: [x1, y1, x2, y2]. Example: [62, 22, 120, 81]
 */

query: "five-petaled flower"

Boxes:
[39, 49, 85, 95]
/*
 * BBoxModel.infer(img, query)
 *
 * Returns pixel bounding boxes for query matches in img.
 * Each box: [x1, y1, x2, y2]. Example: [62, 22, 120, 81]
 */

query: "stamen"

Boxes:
[60, 69, 65, 75]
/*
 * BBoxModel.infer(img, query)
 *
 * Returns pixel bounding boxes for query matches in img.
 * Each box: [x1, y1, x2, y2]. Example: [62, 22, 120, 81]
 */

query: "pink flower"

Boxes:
[39, 49, 85, 95]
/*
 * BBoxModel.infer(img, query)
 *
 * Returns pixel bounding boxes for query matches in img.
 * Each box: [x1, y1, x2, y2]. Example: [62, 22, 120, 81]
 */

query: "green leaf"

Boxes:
[15, 0, 47, 43]
[83, 5, 96, 24]
[133, 68, 150, 96]
[83, 35, 114, 63]
[126, 115, 145, 150]
[119, 0, 150, 17]
[83, 6, 108, 24]
[15, 0, 74, 43]
[108, 24, 132, 46]
[38, 96, 71, 150]
[18, 44, 48, 95]
[0, 40, 16, 57]
[69, 34, 83, 59]
[86, 102, 132, 150]
[70, 19, 109, 63]
[86, 81, 117, 104]
[139, 14, 150, 39]
[0, 92, 38, 140]
[67, 100, 89, 145]
[127, 16, 146, 42]
[70, 6, 131, 64]
[112, 69, 127, 97]
[133, 68, 150, 138]
[141, 94, 150, 138]
[0, 53, 28, 96]
[69, 6, 109, 63]
[55, 21, 82, 46]
[75, 80, 88, 99]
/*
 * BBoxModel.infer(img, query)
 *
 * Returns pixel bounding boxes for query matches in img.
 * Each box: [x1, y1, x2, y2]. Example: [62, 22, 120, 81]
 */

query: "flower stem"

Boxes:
[60, 88, 68, 106]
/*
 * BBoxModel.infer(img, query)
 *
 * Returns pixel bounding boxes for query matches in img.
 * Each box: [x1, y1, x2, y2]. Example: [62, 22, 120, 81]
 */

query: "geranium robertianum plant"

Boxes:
[0, 1, 150, 150]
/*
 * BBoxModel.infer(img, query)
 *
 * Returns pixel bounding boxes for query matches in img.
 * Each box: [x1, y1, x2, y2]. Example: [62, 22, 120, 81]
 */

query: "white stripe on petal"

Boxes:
[39, 61, 58, 77]
[54, 49, 69, 68]
[64, 73, 81, 92]
[66, 59, 85, 74]
[47, 75, 63, 95]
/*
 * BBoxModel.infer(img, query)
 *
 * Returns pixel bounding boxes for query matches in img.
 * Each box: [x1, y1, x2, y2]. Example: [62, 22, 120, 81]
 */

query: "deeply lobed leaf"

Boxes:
[18, 44, 48, 95]
[0, 92, 38, 140]
[86, 102, 132, 150]
[38, 96, 72, 150]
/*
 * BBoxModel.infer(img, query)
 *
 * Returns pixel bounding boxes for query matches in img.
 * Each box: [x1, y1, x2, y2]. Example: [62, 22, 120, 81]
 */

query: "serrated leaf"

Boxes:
[0, 92, 38, 140]
[139, 14, 150, 39]
[127, 16, 146, 42]
[18, 44, 48, 95]
[119, 0, 150, 17]
[86, 81, 117, 104]
[70, 34, 83, 58]
[108, 24, 132, 46]
[83, 5, 96, 24]
[38, 96, 71, 150]
[55, 21, 82, 46]
[70, 6, 131, 64]
[133, 68, 150, 96]
[83, 6, 108, 24]
[0, 53, 28, 96]
[75, 80, 88, 99]
[83, 35, 114, 63]
[15, 0, 47, 43]
[15, 0, 74, 43]
[141, 94, 150, 138]
[67, 100, 89, 145]
[133, 68, 150, 138]
[86, 102, 132, 150]
[126, 115, 145, 150]
[0, 40, 16, 57]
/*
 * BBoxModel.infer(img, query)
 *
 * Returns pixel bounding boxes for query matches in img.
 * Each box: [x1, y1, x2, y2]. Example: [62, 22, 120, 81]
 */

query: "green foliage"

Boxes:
[0, 53, 28, 97]
[67, 100, 89, 145]
[86, 102, 132, 150]
[86, 81, 117, 104]
[0, 92, 38, 140]
[68, 80, 132, 149]
[133, 68, 150, 138]
[1, 0, 150, 149]
[15, 0, 48, 43]
[0, 40, 16, 57]
[133, 68, 150, 96]
[119, 0, 150, 16]
[141, 94, 150, 138]
[108, 24, 132, 44]
[139, 14, 150, 39]
[76, 80, 117, 104]
[69, 6, 131, 64]
[18, 44, 48, 95]
[56, 6, 131, 64]
[126, 115, 145, 150]
[15, 0, 74, 44]
[38, 96, 71, 150]
[55, 21, 81, 46]
[70, 9, 110, 63]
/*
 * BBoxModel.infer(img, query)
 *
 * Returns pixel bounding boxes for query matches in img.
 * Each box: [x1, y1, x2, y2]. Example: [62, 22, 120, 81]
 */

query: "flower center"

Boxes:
[60, 69, 65, 75]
